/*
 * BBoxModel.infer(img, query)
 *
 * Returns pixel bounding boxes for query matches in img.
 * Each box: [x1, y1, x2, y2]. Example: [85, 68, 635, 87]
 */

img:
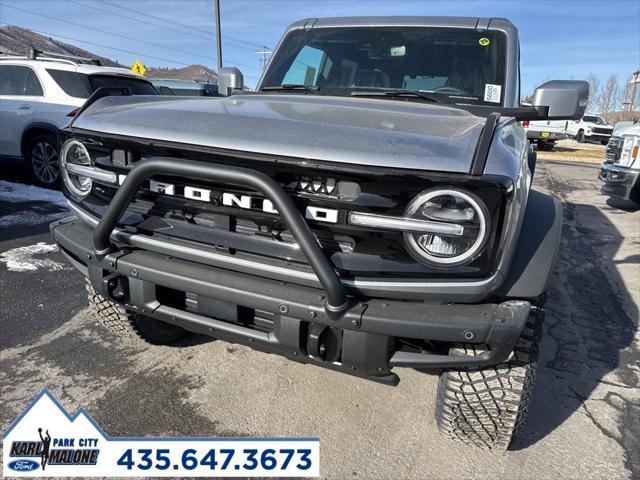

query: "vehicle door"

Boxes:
[0, 64, 44, 156]
[566, 118, 581, 136]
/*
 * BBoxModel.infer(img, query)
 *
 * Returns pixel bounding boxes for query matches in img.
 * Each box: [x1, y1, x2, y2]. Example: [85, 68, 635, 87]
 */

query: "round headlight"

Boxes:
[403, 189, 489, 266]
[61, 140, 92, 196]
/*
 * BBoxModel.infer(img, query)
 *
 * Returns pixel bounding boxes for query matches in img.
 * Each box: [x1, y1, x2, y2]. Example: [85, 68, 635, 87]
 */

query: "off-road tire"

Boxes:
[435, 305, 543, 450]
[575, 129, 585, 143]
[86, 280, 188, 345]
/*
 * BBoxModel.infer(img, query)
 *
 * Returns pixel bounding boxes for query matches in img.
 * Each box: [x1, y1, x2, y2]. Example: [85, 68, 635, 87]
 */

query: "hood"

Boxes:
[72, 94, 487, 173]
[613, 123, 640, 137]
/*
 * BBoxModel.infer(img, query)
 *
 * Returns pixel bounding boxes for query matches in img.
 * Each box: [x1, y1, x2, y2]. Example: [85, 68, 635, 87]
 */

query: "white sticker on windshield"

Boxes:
[484, 84, 502, 103]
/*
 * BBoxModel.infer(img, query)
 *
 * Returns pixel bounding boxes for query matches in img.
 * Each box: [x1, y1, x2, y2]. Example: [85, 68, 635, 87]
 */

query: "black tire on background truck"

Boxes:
[537, 141, 555, 151]
[575, 130, 585, 143]
[26, 133, 60, 188]
[86, 281, 188, 345]
[435, 304, 543, 450]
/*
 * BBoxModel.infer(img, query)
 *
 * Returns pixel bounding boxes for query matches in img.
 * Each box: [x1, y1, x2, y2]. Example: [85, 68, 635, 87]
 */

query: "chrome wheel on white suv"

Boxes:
[27, 134, 60, 188]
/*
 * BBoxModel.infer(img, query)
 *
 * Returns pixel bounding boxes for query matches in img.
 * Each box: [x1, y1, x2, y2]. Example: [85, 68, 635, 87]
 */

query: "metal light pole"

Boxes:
[214, 0, 223, 72]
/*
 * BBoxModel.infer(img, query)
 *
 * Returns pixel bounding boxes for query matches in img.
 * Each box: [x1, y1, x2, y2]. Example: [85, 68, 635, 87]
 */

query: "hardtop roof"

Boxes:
[286, 16, 516, 32]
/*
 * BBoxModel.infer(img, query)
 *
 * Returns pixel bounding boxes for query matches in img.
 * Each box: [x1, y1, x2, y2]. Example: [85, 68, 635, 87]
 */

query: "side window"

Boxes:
[46, 69, 91, 98]
[282, 45, 327, 86]
[158, 86, 176, 95]
[25, 68, 44, 96]
[0, 65, 43, 96]
[88, 75, 159, 95]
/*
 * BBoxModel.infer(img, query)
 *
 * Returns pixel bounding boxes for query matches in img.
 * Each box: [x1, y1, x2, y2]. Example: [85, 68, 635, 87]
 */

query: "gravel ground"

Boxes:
[0, 151, 638, 479]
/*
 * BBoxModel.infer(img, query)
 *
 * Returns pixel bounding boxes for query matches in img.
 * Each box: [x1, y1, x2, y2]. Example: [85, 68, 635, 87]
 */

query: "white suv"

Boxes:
[565, 115, 614, 145]
[0, 50, 157, 187]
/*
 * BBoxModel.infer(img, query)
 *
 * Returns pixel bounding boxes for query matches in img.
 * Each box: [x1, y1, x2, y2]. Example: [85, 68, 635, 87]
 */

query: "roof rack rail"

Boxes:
[28, 48, 102, 66]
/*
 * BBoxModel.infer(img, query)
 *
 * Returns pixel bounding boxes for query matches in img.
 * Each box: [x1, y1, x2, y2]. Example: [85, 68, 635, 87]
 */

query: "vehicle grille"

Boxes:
[65, 133, 509, 280]
[593, 127, 612, 135]
[605, 137, 624, 163]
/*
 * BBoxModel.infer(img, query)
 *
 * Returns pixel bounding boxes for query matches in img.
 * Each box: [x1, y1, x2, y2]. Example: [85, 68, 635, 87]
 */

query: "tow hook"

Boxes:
[102, 272, 128, 302]
[306, 323, 342, 362]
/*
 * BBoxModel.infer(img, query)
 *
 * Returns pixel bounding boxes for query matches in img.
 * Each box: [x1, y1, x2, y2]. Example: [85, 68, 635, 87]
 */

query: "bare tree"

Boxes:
[586, 73, 601, 113]
[599, 74, 619, 119]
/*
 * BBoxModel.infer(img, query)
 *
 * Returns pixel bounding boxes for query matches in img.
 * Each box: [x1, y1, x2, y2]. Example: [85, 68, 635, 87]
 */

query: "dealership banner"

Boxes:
[3, 389, 319, 477]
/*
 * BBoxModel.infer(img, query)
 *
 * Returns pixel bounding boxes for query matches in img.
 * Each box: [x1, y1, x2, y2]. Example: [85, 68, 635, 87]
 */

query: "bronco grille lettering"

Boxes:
[149, 180, 174, 195]
[139, 181, 338, 223]
[222, 193, 251, 209]
[185, 186, 211, 202]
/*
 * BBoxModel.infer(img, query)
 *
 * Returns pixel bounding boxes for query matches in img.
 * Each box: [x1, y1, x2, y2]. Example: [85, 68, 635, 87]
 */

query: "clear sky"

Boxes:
[1, 0, 638, 93]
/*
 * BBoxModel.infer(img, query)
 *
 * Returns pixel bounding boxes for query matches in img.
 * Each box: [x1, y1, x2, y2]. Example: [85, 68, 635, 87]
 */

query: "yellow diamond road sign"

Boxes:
[131, 60, 146, 76]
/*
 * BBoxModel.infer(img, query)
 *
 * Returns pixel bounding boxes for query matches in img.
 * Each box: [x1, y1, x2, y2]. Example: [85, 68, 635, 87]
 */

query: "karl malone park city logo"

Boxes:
[3, 389, 102, 476]
[3, 389, 320, 477]
[9, 427, 99, 471]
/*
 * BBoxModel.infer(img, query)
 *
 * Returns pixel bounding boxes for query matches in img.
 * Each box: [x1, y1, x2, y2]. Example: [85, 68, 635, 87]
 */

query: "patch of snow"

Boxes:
[0, 242, 68, 272]
[0, 181, 69, 227]
[0, 210, 68, 227]
[0, 180, 67, 206]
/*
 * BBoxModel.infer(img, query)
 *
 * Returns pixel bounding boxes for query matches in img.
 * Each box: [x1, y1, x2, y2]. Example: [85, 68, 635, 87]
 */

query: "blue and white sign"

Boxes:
[2, 389, 320, 477]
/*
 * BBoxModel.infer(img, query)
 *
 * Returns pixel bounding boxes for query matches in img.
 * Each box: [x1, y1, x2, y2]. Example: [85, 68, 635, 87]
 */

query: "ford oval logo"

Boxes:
[8, 459, 39, 471]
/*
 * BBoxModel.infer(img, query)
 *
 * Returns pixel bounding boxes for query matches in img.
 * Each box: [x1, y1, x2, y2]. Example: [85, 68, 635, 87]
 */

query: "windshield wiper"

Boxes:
[260, 84, 319, 94]
[351, 90, 442, 103]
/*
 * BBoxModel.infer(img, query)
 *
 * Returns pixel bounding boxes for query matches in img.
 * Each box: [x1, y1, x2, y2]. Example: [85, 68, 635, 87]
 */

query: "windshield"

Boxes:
[260, 27, 507, 105]
[46, 69, 158, 98]
[583, 116, 607, 125]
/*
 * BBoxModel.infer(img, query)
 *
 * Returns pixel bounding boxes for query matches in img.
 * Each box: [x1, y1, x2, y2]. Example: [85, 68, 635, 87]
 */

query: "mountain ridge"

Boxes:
[0, 25, 217, 82]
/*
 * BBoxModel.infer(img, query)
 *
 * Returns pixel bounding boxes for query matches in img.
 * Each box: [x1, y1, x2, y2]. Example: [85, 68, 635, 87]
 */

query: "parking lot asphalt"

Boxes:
[0, 148, 639, 479]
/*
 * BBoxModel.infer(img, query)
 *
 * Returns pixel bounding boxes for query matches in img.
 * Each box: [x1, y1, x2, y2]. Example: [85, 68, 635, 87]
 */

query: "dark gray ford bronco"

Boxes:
[51, 16, 588, 449]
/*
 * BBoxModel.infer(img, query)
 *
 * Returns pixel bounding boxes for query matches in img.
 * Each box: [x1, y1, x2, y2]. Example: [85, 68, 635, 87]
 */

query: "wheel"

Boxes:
[26, 134, 60, 188]
[435, 304, 542, 450]
[86, 280, 188, 345]
[629, 182, 640, 205]
[537, 141, 554, 151]
[575, 130, 585, 143]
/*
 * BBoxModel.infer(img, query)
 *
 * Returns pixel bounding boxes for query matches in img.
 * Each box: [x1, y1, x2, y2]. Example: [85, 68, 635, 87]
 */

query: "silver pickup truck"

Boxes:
[51, 16, 588, 450]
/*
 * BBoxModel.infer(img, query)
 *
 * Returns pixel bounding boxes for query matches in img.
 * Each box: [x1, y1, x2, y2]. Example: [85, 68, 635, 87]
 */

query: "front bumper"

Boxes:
[527, 131, 565, 141]
[587, 133, 612, 142]
[51, 217, 530, 385]
[599, 163, 640, 201]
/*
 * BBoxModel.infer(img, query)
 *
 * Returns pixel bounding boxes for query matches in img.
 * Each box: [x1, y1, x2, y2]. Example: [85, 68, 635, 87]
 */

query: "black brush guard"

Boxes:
[54, 157, 531, 385]
[93, 157, 348, 313]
